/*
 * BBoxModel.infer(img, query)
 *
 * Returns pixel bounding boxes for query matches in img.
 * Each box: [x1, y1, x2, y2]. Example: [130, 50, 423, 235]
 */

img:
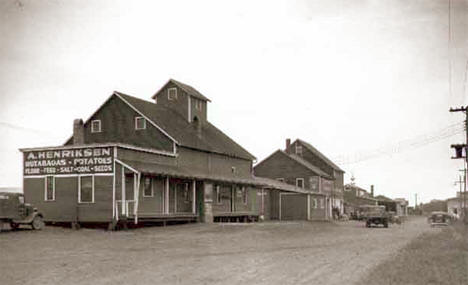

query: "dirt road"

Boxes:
[0, 217, 436, 285]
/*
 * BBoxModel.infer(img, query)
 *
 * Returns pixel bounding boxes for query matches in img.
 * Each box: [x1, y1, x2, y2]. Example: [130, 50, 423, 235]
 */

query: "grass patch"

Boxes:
[360, 223, 468, 285]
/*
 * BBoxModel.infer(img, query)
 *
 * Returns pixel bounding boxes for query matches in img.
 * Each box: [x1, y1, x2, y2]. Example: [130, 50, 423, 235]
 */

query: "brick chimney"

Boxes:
[370, 185, 374, 197]
[73, 119, 85, 145]
[285, 138, 291, 154]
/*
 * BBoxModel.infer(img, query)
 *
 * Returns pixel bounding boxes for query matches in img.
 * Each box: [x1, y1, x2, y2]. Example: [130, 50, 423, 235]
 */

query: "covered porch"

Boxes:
[112, 159, 268, 227]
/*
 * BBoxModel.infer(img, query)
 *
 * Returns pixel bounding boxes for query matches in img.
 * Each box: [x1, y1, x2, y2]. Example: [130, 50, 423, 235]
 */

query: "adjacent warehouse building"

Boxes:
[20, 79, 302, 228]
[253, 139, 345, 221]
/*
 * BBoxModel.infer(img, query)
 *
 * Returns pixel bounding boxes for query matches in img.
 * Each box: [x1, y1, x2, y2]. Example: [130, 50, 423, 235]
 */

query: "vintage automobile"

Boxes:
[427, 211, 452, 227]
[0, 192, 44, 231]
[361, 205, 389, 228]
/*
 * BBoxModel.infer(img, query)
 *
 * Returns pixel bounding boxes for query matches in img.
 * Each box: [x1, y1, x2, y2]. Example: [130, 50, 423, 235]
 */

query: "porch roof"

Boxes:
[119, 159, 309, 194]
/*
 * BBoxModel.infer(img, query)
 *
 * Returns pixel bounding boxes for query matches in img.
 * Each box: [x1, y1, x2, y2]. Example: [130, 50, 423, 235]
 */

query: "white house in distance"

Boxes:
[447, 192, 467, 218]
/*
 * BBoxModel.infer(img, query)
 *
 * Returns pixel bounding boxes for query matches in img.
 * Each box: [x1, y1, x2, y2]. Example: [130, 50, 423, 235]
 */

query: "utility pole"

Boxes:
[455, 173, 464, 217]
[415, 193, 418, 214]
[449, 106, 468, 223]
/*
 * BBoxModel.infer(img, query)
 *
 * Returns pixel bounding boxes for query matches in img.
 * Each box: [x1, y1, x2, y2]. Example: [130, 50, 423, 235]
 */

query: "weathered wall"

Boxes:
[24, 177, 76, 222]
[290, 141, 334, 176]
[211, 185, 259, 215]
[254, 151, 315, 189]
[117, 147, 176, 165]
[310, 194, 327, 220]
[66, 95, 174, 152]
[154, 81, 190, 122]
[137, 176, 165, 214]
[77, 176, 113, 222]
[279, 193, 308, 220]
[177, 147, 252, 178]
[24, 175, 113, 223]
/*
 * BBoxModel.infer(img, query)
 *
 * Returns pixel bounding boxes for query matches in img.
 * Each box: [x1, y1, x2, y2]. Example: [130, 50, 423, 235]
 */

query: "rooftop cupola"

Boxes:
[152, 79, 211, 123]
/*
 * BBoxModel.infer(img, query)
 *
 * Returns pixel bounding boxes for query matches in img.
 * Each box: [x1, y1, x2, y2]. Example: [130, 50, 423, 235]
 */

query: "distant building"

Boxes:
[421, 199, 447, 214]
[254, 138, 345, 220]
[394, 198, 409, 216]
[0, 187, 21, 193]
[447, 192, 468, 217]
[343, 184, 377, 217]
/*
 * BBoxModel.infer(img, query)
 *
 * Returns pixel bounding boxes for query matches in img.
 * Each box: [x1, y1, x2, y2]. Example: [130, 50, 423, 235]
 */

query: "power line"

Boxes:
[333, 122, 464, 165]
[0, 121, 54, 135]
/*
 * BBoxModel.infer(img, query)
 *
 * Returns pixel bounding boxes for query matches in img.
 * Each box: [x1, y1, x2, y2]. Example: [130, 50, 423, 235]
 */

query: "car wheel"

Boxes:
[31, 216, 44, 230]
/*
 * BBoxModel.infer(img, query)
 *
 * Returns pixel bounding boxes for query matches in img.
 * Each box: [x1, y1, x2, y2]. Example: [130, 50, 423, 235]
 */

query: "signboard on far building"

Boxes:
[23, 147, 114, 176]
[309, 176, 319, 191]
[322, 179, 333, 193]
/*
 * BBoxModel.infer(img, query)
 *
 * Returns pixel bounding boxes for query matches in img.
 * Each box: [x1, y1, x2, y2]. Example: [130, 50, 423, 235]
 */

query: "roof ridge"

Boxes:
[296, 139, 344, 172]
[114, 91, 156, 105]
[287, 152, 332, 178]
[152, 79, 211, 102]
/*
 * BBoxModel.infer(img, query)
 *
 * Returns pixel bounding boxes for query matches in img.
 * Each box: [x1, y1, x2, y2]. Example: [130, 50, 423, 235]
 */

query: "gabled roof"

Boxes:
[344, 184, 375, 199]
[255, 149, 332, 179]
[297, 139, 344, 172]
[116, 92, 255, 160]
[152, 79, 211, 102]
[375, 195, 394, 202]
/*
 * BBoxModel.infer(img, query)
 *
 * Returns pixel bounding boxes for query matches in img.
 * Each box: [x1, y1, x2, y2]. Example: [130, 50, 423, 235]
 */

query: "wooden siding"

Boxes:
[117, 147, 176, 165]
[24, 177, 76, 222]
[154, 81, 190, 122]
[254, 151, 316, 190]
[177, 147, 252, 178]
[137, 176, 165, 214]
[280, 193, 308, 220]
[24, 176, 112, 223]
[66, 95, 174, 152]
[310, 194, 327, 220]
[77, 176, 113, 222]
[212, 185, 259, 215]
[290, 141, 334, 176]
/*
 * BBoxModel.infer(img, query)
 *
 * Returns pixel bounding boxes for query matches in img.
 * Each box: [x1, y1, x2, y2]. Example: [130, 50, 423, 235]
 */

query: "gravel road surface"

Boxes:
[0, 217, 435, 285]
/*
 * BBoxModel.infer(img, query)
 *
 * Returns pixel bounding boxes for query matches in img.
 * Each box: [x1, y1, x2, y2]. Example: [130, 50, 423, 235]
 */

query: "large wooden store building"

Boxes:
[20, 79, 305, 228]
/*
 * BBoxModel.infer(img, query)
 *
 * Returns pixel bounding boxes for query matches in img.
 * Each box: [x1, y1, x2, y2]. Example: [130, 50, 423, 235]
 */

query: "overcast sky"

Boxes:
[1, 0, 467, 204]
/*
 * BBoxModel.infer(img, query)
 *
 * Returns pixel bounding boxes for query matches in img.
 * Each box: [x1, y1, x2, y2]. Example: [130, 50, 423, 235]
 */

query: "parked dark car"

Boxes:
[427, 211, 452, 227]
[0, 192, 44, 231]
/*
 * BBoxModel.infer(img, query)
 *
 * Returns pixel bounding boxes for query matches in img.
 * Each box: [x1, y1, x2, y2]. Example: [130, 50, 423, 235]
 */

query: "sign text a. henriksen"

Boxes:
[23, 147, 114, 176]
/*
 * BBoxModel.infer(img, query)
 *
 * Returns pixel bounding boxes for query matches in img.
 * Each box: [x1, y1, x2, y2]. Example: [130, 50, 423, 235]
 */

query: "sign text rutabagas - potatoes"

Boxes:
[23, 147, 114, 175]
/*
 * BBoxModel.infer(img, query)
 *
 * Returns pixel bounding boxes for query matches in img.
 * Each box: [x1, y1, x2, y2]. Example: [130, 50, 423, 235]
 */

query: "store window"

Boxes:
[45, 176, 55, 201]
[79, 176, 94, 203]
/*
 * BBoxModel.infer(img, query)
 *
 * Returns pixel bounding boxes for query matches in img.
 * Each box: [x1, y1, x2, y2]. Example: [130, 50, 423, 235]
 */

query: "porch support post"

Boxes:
[165, 177, 169, 214]
[261, 188, 265, 217]
[112, 160, 116, 220]
[192, 180, 196, 214]
[203, 182, 214, 223]
[121, 165, 126, 216]
[134, 172, 141, 224]
[307, 194, 311, 221]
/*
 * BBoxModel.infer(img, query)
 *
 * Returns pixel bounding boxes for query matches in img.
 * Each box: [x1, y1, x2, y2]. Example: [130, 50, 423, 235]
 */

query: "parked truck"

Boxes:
[0, 192, 44, 231]
[360, 205, 389, 228]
